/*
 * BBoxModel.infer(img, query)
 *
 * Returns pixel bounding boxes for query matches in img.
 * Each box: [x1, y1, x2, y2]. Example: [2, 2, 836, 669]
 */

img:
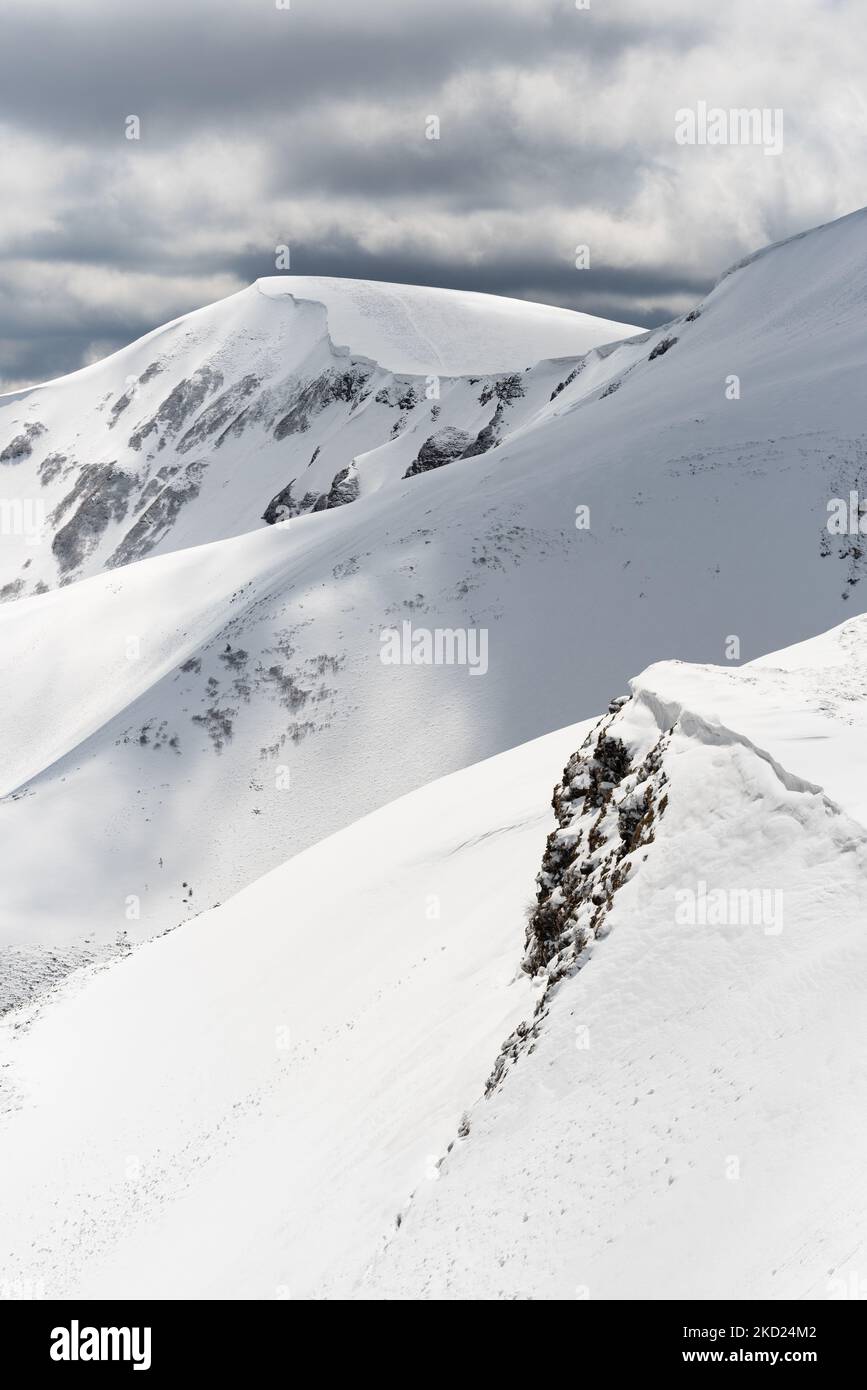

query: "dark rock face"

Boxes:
[375, 380, 420, 410]
[262, 481, 326, 525]
[484, 701, 671, 1097]
[176, 374, 262, 454]
[649, 336, 678, 361]
[106, 463, 204, 569]
[460, 405, 504, 460]
[523, 713, 669, 979]
[1, 422, 46, 464]
[404, 426, 474, 478]
[273, 365, 373, 440]
[325, 466, 360, 509]
[479, 373, 525, 407]
[550, 367, 580, 402]
[128, 367, 224, 450]
[108, 361, 165, 427]
[263, 480, 297, 525]
[51, 464, 136, 574]
[38, 453, 68, 486]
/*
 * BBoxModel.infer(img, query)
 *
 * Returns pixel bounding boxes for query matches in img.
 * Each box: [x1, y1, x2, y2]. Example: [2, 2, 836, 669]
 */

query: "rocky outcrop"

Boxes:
[1, 422, 46, 464]
[51, 463, 136, 574]
[176, 373, 262, 453]
[461, 405, 504, 459]
[550, 367, 580, 401]
[263, 480, 297, 525]
[262, 481, 323, 524]
[649, 335, 678, 361]
[106, 463, 204, 569]
[404, 426, 474, 478]
[485, 697, 670, 1095]
[129, 367, 224, 451]
[273, 365, 373, 440]
[479, 372, 525, 407]
[325, 465, 360, 509]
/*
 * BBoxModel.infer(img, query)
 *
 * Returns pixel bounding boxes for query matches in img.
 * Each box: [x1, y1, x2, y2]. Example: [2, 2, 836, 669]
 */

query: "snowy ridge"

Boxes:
[0, 279, 641, 597]
[364, 620, 867, 1300]
[3, 619, 867, 1298]
[3, 207, 867, 960]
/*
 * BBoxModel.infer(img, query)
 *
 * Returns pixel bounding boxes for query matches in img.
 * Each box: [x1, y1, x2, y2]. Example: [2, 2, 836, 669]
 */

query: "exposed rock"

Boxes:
[1, 422, 46, 464]
[484, 699, 671, 1096]
[325, 465, 360, 509]
[262, 481, 321, 524]
[51, 464, 137, 574]
[106, 463, 203, 569]
[176, 373, 261, 454]
[38, 452, 68, 486]
[273, 364, 373, 440]
[649, 335, 678, 361]
[479, 373, 525, 407]
[375, 380, 420, 410]
[128, 366, 224, 450]
[550, 367, 580, 401]
[460, 405, 504, 459]
[262, 480, 297, 525]
[404, 426, 474, 478]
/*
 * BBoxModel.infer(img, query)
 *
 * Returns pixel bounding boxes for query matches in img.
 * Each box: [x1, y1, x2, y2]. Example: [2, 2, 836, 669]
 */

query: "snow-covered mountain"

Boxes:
[3, 616, 866, 1299]
[0, 278, 639, 595]
[2, 208, 866, 965]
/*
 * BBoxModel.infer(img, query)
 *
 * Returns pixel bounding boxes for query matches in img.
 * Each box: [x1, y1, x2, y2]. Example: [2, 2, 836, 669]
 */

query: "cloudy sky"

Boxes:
[1, 0, 865, 389]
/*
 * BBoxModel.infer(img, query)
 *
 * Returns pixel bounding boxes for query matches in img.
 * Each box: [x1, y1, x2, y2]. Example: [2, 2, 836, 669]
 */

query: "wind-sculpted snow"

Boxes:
[364, 622, 867, 1300]
[0, 723, 590, 1298]
[4, 618, 867, 1298]
[0, 281, 640, 596]
[3, 210, 867, 964]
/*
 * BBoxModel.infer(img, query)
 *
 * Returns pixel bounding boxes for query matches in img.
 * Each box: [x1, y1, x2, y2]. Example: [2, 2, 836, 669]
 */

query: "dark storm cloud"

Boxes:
[0, 0, 864, 387]
[0, 1, 693, 141]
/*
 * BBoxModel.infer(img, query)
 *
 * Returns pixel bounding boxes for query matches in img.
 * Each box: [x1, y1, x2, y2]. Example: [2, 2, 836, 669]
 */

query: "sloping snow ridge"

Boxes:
[2, 209, 867, 958]
[363, 616, 867, 1300]
[0, 722, 590, 1297]
[0, 278, 641, 593]
[2, 618, 866, 1299]
[256, 276, 641, 376]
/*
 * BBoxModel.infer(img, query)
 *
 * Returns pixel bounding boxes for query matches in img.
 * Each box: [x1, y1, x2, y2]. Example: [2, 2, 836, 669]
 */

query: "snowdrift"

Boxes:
[2, 208, 867, 955]
[3, 619, 867, 1299]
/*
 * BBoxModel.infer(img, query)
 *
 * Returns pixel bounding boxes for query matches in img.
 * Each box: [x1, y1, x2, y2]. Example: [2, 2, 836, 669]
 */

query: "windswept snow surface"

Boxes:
[3, 209, 867, 958]
[256, 277, 641, 376]
[3, 618, 867, 1300]
[0, 722, 589, 1298]
[364, 616, 867, 1301]
[0, 277, 641, 593]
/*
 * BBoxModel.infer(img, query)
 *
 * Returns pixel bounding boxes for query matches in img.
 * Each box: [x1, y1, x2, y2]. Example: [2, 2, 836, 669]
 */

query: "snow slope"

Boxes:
[0, 721, 590, 1297]
[4, 616, 867, 1300]
[365, 616, 867, 1301]
[256, 277, 640, 376]
[0, 278, 640, 596]
[2, 208, 867, 961]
